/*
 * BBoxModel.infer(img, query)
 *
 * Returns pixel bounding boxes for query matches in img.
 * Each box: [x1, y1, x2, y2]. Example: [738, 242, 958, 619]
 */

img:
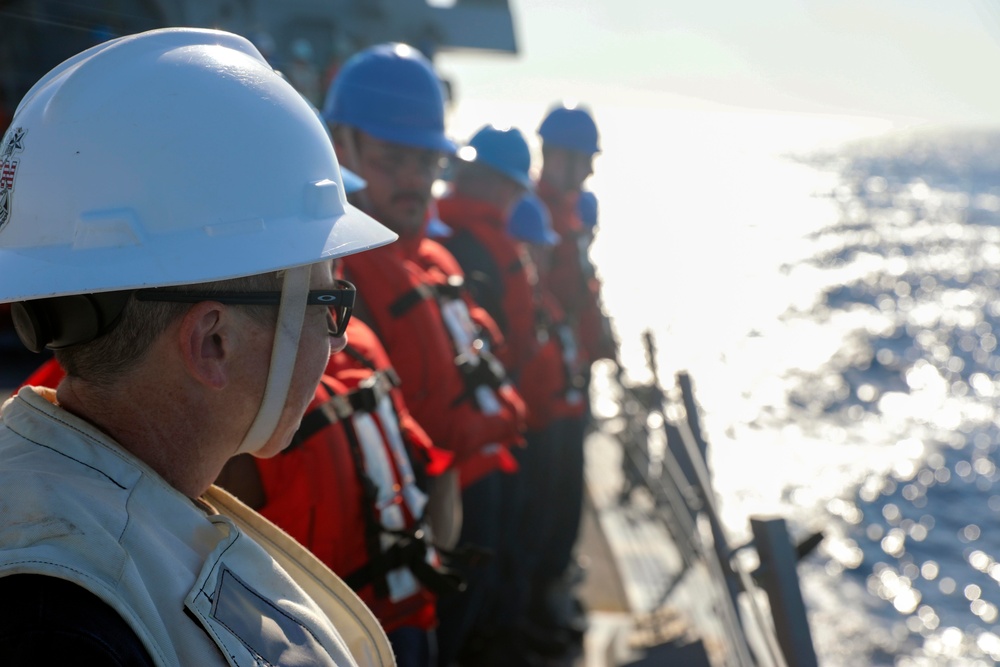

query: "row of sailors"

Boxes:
[5, 34, 614, 667]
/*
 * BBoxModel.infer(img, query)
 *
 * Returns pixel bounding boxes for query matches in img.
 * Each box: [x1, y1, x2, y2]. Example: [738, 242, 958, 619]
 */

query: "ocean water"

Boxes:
[586, 118, 1000, 666]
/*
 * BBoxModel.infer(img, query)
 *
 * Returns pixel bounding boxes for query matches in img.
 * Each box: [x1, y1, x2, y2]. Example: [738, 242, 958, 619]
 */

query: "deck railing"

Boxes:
[609, 332, 819, 667]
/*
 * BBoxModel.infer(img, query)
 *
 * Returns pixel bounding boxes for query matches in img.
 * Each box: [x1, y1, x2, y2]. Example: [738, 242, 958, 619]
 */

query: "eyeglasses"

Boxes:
[134, 279, 356, 337]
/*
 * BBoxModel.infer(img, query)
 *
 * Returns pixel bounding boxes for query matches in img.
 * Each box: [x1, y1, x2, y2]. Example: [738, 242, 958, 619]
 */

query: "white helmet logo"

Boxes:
[0, 127, 25, 232]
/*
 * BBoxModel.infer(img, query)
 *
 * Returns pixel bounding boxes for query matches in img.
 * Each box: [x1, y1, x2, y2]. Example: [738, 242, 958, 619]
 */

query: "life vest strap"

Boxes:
[452, 349, 508, 408]
[286, 372, 404, 452]
[342, 527, 468, 598]
[388, 283, 435, 319]
[507, 256, 525, 275]
[433, 275, 465, 302]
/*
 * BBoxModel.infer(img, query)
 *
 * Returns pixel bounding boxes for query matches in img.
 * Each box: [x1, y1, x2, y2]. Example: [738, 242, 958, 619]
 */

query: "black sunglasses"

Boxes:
[134, 279, 356, 337]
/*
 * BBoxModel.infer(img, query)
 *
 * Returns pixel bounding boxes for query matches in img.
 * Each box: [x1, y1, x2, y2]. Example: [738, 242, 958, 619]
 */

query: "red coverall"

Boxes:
[254, 368, 440, 633]
[341, 239, 523, 468]
[412, 237, 526, 489]
[536, 179, 615, 364]
[437, 194, 538, 381]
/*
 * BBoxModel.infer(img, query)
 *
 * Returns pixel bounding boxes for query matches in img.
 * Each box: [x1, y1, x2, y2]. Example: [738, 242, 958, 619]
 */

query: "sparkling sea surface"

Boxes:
[588, 118, 1000, 666]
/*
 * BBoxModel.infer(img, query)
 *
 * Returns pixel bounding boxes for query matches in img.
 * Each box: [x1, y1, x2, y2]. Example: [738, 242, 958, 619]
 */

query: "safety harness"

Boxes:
[383, 275, 511, 406]
[287, 358, 467, 599]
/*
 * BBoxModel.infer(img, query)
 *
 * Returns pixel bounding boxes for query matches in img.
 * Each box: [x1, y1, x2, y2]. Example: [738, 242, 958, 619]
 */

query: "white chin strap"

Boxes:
[236, 265, 311, 455]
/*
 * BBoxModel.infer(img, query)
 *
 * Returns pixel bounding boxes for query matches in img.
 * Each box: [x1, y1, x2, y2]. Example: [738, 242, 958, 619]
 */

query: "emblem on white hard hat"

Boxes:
[0, 127, 26, 231]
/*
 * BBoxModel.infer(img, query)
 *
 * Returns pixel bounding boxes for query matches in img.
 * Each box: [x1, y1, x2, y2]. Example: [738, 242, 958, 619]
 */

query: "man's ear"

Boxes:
[177, 301, 228, 390]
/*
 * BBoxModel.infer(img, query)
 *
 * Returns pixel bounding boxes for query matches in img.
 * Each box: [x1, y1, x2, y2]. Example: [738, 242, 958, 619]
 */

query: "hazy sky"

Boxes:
[438, 0, 1000, 128]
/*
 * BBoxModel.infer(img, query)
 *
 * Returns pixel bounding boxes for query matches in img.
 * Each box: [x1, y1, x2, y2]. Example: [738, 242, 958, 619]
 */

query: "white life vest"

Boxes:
[0, 387, 394, 667]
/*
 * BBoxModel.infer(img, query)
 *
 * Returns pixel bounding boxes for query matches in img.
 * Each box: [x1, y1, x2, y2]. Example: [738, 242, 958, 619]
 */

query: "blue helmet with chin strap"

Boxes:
[322, 42, 456, 154]
[460, 125, 533, 189]
[507, 194, 560, 246]
[538, 104, 600, 155]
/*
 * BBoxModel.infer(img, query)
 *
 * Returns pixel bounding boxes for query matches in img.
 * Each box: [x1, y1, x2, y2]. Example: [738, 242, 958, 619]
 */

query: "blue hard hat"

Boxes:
[426, 216, 453, 238]
[538, 105, 600, 155]
[508, 194, 560, 246]
[577, 190, 598, 229]
[322, 43, 456, 154]
[341, 166, 367, 195]
[460, 125, 533, 189]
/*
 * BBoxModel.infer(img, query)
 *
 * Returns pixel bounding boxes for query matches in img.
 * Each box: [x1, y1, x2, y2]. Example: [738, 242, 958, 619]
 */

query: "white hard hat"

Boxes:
[0, 27, 396, 304]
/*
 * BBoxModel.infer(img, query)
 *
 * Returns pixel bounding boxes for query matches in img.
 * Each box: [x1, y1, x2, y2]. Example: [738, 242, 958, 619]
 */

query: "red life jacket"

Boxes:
[437, 194, 538, 381]
[327, 319, 453, 479]
[536, 179, 613, 364]
[519, 286, 587, 432]
[342, 241, 523, 467]
[18, 356, 65, 390]
[413, 238, 526, 488]
[255, 370, 458, 633]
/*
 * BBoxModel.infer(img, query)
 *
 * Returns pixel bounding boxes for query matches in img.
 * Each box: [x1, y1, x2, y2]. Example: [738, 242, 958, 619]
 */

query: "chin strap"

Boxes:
[236, 265, 311, 455]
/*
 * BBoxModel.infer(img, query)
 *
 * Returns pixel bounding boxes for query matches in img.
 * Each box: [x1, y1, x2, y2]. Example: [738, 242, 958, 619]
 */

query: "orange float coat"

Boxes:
[18, 357, 64, 390]
[536, 179, 614, 364]
[254, 368, 442, 633]
[341, 239, 523, 467]
[325, 318, 453, 479]
[437, 194, 538, 380]
[519, 289, 588, 432]
[412, 238, 527, 488]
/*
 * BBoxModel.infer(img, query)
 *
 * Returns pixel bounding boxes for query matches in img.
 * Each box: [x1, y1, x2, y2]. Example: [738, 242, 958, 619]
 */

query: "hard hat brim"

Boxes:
[0, 202, 397, 302]
[360, 122, 457, 155]
[458, 153, 534, 190]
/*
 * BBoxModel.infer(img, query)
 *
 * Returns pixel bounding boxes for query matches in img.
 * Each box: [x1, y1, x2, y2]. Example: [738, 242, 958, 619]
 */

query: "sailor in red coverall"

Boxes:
[322, 43, 526, 667]
[216, 316, 456, 667]
[438, 126, 538, 380]
[504, 194, 592, 659]
[434, 126, 548, 660]
[520, 103, 614, 651]
[536, 105, 616, 368]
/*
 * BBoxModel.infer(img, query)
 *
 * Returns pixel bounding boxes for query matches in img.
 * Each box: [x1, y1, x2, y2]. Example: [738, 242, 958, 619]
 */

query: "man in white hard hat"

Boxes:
[0, 28, 397, 666]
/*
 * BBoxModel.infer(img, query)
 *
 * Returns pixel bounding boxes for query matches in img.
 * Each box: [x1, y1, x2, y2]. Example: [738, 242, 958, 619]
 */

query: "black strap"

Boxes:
[451, 350, 509, 409]
[434, 275, 465, 301]
[340, 412, 391, 599]
[443, 229, 507, 332]
[342, 528, 468, 597]
[342, 343, 379, 371]
[342, 345, 402, 390]
[287, 368, 406, 453]
[285, 381, 355, 453]
[507, 256, 525, 275]
[388, 283, 435, 319]
[345, 371, 400, 415]
[287, 377, 457, 600]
